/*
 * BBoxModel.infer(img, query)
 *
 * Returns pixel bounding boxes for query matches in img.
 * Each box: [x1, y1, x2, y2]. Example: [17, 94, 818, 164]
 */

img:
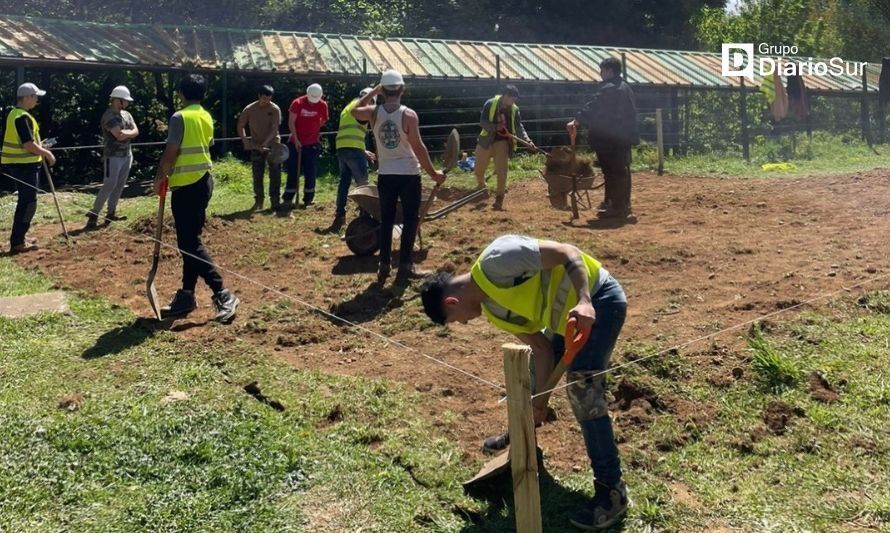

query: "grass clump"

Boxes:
[748, 323, 800, 393]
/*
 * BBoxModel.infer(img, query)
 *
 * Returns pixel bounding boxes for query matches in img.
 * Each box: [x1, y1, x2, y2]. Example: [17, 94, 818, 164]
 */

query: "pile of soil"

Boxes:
[545, 146, 593, 177]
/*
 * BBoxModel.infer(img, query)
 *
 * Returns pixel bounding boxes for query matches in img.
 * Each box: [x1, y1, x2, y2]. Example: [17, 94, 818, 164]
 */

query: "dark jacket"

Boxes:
[576, 76, 639, 151]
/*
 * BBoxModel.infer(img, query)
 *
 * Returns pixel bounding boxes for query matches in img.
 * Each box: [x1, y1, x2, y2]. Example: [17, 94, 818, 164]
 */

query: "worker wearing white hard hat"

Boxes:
[330, 87, 377, 232]
[282, 83, 328, 210]
[351, 70, 446, 285]
[87, 84, 140, 229]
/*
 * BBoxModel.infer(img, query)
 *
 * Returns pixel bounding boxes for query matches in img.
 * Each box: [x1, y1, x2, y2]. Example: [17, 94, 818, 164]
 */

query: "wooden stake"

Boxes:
[503, 343, 542, 533]
[655, 108, 664, 176]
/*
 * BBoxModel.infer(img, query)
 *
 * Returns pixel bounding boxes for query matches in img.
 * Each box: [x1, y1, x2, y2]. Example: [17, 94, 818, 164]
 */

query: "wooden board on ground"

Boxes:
[463, 449, 511, 486]
[0, 291, 69, 318]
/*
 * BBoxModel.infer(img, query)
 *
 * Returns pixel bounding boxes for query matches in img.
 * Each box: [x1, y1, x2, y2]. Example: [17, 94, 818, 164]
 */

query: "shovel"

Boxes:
[463, 318, 592, 486]
[417, 128, 459, 249]
[146, 179, 168, 321]
[41, 160, 70, 244]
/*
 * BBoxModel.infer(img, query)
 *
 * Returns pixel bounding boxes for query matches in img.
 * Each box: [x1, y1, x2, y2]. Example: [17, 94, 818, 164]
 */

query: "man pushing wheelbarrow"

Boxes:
[419, 235, 630, 530]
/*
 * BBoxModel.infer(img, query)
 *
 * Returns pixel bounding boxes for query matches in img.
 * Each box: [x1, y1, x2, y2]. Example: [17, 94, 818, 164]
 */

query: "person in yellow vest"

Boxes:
[330, 86, 376, 232]
[475, 85, 535, 210]
[152, 74, 239, 323]
[419, 234, 629, 530]
[3, 83, 56, 254]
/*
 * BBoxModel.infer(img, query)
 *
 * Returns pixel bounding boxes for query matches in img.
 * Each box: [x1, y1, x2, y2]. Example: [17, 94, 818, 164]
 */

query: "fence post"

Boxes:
[503, 343, 542, 533]
[739, 78, 750, 162]
[861, 67, 871, 145]
[682, 89, 690, 155]
[363, 58, 368, 87]
[621, 52, 627, 80]
[656, 108, 664, 175]
[220, 64, 229, 157]
[496, 54, 501, 87]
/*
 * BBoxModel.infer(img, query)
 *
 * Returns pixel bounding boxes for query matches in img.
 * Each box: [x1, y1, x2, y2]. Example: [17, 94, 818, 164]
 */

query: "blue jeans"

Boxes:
[335, 148, 369, 217]
[550, 275, 627, 486]
[283, 142, 320, 205]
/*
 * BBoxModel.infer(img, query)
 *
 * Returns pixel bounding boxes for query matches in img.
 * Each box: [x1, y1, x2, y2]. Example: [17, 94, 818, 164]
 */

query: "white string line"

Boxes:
[507, 270, 890, 404]
[44, 117, 576, 152]
[1, 171, 506, 393]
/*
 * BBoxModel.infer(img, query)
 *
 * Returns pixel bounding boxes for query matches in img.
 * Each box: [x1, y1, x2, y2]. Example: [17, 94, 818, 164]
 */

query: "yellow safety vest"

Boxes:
[471, 248, 601, 336]
[335, 98, 368, 151]
[169, 104, 213, 189]
[479, 95, 518, 150]
[2, 108, 41, 165]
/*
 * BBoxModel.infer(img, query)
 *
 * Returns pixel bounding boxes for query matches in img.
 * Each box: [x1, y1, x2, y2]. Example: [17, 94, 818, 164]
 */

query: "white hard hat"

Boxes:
[306, 83, 323, 103]
[359, 87, 374, 97]
[110, 85, 133, 102]
[17, 82, 46, 97]
[380, 69, 404, 88]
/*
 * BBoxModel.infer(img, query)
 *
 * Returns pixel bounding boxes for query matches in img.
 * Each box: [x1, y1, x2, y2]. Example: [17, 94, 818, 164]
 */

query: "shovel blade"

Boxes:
[463, 449, 511, 486]
[146, 254, 162, 321]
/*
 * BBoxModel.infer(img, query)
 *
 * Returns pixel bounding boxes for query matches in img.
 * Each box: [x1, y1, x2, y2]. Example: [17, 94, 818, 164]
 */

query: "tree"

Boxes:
[693, 0, 888, 61]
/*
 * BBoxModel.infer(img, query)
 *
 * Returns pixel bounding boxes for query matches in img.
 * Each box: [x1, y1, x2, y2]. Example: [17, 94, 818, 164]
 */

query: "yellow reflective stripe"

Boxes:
[337, 133, 366, 142]
[178, 146, 210, 155]
[171, 162, 212, 175]
[0, 151, 35, 158]
[549, 274, 573, 331]
[3, 141, 23, 149]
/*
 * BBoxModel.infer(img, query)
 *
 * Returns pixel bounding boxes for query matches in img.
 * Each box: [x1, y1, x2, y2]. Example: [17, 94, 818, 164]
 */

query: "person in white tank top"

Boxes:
[352, 70, 446, 285]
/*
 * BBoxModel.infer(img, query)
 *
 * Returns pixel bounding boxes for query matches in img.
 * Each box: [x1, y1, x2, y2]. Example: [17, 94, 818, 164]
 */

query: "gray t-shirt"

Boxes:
[102, 108, 135, 157]
[166, 112, 184, 146]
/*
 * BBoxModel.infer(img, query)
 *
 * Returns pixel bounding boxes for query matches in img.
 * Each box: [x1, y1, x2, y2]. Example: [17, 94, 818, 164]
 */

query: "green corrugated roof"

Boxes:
[0, 15, 880, 93]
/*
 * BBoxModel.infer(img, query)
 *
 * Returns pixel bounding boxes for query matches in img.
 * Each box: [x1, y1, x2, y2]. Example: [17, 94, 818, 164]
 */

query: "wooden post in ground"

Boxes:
[740, 77, 750, 162]
[861, 67, 872, 146]
[503, 343, 542, 533]
[655, 108, 664, 176]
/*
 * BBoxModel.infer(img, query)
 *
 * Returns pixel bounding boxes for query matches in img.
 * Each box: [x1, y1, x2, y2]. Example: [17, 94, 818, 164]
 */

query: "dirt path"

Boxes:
[15, 168, 890, 471]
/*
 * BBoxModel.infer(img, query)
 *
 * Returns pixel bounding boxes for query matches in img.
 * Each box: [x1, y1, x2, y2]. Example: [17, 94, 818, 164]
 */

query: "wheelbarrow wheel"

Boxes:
[345, 216, 380, 256]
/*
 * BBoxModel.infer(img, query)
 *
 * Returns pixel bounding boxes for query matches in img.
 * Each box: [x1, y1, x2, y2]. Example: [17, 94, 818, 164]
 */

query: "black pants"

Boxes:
[378, 174, 421, 266]
[596, 148, 632, 212]
[250, 150, 281, 205]
[171, 173, 225, 294]
[282, 143, 320, 205]
[7, 163, 40, 248]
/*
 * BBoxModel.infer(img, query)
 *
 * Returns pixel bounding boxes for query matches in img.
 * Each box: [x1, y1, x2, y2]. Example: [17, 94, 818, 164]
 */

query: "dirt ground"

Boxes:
[14, 168, 890, 473]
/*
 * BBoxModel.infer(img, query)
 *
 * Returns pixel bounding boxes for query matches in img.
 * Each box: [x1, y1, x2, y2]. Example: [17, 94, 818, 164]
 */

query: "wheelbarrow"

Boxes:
[343, 129, 487, 256]
[538, 145, 603, 220]
[343, 183, 488, 255]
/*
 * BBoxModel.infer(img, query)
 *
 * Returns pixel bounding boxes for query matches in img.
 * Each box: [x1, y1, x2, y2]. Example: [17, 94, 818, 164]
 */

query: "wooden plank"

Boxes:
[503, 343, 542, 533]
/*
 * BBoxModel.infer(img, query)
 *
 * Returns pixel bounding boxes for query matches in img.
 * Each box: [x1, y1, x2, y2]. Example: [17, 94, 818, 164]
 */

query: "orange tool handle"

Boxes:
[561, 317, 592, 368]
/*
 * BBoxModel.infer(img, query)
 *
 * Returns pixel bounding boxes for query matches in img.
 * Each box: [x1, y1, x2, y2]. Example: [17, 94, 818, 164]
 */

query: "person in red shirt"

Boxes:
[282, 83, 328, 210]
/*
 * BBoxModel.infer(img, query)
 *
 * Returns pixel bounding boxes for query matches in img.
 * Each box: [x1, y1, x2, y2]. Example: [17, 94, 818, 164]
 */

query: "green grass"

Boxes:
[748, 323, 802, 393]
[2, 153, 889, 531]
[0, 258, 481, 531]
[641, 133, 890, 178]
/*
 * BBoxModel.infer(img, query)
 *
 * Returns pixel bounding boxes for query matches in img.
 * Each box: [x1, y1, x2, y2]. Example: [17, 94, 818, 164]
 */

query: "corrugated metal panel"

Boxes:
[0, 15, 880, 94]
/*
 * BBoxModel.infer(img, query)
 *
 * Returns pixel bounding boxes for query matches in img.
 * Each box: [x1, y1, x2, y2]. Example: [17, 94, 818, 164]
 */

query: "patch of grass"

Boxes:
[748, 323, 801, 393]
[0, 257, 479, 531]
[643, 133, 890, 178]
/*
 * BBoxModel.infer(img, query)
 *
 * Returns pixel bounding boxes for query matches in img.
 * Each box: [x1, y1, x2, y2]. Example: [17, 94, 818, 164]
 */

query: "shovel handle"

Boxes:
[533, 318, 592, 409]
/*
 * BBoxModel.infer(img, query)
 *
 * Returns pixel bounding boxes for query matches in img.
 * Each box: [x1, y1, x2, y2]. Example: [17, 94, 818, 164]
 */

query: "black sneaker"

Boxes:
[482, 431, 510, 454]
[160, 290, 197, 319]
[85, 214, 99, 230]
[569, 480, 629, 530]
[105, 212, 127, 222]
[212, 289, 239, 323]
